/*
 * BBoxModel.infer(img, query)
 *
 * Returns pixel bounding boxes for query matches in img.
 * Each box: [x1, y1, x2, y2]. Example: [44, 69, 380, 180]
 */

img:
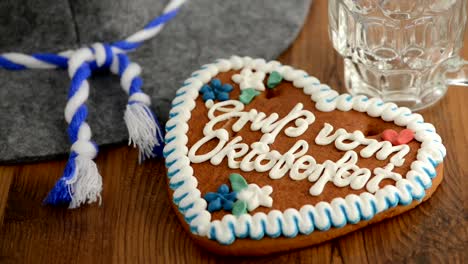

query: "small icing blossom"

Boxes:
[239, 88, 260, 105]
[200, 78, 233, 103]
[204, 184, 237, 212]
[237, 184, 273, 211]
[232, 68, 266, 91]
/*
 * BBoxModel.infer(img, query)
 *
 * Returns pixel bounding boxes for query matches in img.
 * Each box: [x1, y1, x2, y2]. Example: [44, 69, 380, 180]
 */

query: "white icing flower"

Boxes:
[232, 68, 266, 91]
[237, 183, 273, 211]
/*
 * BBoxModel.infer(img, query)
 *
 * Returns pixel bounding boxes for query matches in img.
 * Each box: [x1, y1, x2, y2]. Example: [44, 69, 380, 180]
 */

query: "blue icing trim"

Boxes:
[423, 167, 436, 178]
[163, 148, 175, 158]
[173, 192, 188, 205]
[266, 218, 282, 238]
[185, 213, 198, 224]
[169, 180, 184, 190]
[165, 124, 177, 132]
[346, 95, 353, 102]
[355, 202, 369, 221]
[428, 157, 439, 168]
[179, 202, 194, 213]
[407, 184, 423, 201]
[391, 107, 398, 111]
[404, 113, 412, 116]
[415, 175, 432, 189]
[376, 101, 384, 106]
[165, 136, 176, 144]
[226, 222, 236, 244]
[165, 159, 177, 167]
[171, 100, 184, 107]
[384, 195, 398, 209]
[342, 204, 358, 224]
[370, 200, 378, 217]
[209, 226, 217, 241]
[316, 209, 331, 231]
[190, 226, 198, 233]
[285, 216, 300, 238]
[182, 82, 191, 87]
[303, 212, 315, 234]
[319, 88, 330, 92]
[208, 225, 235, 245]
[238, 222, 250, 239]
[252, 219, 267, 240]
[191, 73, 199, 77]
[361, 97, 369, 102]
[331, 207, 346, 228]
[175, 91, 186, 97]
[326, 96, 338, 103]
[167, 168, 180, 178]
[169, 112, 179, 118]
[399, 187, 413, 205]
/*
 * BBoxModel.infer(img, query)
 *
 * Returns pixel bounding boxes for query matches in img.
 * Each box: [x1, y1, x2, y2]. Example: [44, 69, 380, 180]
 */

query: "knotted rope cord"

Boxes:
[0, 0, 186, 208]
[0, 0, 186, 70]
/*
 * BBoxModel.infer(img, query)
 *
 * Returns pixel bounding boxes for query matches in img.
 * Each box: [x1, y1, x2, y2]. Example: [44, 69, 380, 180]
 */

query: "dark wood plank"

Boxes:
[0, 0, 467, 263]
[0, 167, 14, 226]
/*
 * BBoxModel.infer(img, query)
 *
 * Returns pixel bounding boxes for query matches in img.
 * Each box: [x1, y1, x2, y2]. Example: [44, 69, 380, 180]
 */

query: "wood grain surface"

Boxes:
[0, 0, 467, 263]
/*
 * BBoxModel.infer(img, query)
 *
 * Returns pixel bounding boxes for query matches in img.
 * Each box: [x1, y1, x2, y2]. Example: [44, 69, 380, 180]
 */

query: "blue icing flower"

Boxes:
[199, 78, 233, 103]
[204, 184, 237, 212]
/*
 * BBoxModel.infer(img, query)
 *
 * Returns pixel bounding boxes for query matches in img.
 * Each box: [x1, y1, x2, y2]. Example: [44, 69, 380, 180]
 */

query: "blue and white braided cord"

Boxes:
[0, 0, 185, 70]
[45, 43, 165, 207]
[0, 0, 186, 208]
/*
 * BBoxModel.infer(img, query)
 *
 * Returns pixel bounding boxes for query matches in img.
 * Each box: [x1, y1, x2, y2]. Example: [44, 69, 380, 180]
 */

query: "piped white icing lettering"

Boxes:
[315, 123, 410, 167]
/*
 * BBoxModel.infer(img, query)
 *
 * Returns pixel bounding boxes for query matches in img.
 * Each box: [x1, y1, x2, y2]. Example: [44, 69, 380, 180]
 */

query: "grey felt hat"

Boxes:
[0, 0, 312, 163]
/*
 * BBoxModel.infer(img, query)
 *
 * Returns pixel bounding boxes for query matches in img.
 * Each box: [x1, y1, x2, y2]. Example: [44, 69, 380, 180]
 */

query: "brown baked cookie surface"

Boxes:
[164, 56, 446, 256]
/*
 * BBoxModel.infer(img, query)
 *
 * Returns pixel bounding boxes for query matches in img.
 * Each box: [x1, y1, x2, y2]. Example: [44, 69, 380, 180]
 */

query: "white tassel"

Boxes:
[124, 103, 162, 162]
[66, 156, 103, 209]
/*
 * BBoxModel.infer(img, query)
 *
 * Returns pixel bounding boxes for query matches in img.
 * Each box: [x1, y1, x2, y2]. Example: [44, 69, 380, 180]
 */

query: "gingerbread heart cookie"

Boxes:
[164, 56, 446, 256]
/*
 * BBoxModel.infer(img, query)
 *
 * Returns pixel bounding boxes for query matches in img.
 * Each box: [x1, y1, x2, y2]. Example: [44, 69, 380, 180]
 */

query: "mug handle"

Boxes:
[444, 56, 468, 86]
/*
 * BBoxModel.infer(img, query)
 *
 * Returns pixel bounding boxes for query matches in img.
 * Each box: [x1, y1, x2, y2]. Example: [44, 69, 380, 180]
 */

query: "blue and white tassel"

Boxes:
[44, 48, 102, 207]
[111, 50, 164, 161]
[44, 44, 164, 208]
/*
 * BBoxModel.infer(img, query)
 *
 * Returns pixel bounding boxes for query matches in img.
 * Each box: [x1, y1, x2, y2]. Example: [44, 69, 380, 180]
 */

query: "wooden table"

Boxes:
[1, 1, 467, 263]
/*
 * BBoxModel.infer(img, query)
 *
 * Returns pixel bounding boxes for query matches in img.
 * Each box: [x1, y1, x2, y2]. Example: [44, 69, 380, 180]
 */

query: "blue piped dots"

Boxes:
[199, 78, 233, 103]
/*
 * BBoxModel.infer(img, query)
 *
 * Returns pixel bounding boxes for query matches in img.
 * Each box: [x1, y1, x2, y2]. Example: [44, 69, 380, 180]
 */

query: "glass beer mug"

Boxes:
[328, 0, 468, 110]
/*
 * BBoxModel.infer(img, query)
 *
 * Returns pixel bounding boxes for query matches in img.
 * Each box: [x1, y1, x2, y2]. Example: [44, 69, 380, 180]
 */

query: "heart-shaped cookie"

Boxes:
[164, 56, 446, 256]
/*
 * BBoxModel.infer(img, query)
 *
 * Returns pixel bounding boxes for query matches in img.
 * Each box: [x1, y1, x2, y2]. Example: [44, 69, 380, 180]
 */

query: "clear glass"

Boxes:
[328, 0, 468, 110]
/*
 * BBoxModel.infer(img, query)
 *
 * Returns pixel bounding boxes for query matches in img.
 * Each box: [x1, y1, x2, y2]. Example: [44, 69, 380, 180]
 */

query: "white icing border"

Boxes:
[163, 56, 446, 245]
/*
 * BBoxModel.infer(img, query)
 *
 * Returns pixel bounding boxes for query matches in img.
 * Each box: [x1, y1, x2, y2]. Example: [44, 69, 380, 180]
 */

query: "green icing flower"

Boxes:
[239, 88, 261, 105]
[267, 71, 283, 89]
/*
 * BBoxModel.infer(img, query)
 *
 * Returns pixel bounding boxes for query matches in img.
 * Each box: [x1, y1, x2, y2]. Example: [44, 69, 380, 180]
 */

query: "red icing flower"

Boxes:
[381, 129, 414, 145]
